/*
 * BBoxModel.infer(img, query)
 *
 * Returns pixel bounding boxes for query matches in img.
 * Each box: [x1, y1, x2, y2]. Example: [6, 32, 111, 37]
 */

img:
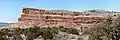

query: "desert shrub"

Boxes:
[20, 27, 59, 40]
[59, 28, 79, 35]
[26, 33, 34, 40]
[77, 37, 83, 40]
[0, 31, 7, 40]
[13, 28, 23, 35]
[84, 16, 120, 40]
[0, 26, 79, 40]
[41, 29, 54, 40]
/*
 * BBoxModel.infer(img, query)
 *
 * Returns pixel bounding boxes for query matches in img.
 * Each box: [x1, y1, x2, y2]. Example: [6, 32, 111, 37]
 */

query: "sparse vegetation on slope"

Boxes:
[84, 15, 120, 40]
[0, 27, 80, 40]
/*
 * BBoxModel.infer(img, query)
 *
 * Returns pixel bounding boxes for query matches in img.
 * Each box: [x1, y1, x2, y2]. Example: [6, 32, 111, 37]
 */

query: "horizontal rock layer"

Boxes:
[10, 8, 106, 28]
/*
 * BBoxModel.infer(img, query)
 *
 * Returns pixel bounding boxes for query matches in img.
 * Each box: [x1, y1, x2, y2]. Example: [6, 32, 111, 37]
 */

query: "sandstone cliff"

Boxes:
[10, 8, 106, 29]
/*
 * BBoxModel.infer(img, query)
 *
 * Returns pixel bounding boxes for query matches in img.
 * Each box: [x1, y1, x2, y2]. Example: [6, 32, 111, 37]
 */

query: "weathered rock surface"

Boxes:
[10, 8, 106, 29]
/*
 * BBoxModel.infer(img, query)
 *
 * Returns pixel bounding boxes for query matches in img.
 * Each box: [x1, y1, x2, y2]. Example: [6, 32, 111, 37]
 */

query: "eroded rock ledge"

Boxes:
[10, 8, 106, 29]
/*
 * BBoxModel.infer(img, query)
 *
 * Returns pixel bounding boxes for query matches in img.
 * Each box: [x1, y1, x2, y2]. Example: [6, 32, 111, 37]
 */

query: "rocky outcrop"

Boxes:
[10, 8, 106, 29]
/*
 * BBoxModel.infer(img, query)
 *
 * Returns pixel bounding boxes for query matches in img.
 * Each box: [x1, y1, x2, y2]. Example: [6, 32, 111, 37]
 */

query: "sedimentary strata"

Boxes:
[10, 8, 106, 29]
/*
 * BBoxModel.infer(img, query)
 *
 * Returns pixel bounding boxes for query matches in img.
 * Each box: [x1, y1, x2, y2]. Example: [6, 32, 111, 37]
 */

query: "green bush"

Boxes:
[0, 31, 7, 40]
[84, 16, 120, 40]
[59, 28, 79, 35]
[0, 26, 79, 40]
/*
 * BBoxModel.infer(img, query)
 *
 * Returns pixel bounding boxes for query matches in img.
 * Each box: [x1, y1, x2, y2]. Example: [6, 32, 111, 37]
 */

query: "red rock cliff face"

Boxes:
[11, 8, 105, 28]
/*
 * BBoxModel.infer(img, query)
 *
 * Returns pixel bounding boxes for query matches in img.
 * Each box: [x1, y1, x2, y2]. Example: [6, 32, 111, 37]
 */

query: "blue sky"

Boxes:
[0, 0, 120, 23]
